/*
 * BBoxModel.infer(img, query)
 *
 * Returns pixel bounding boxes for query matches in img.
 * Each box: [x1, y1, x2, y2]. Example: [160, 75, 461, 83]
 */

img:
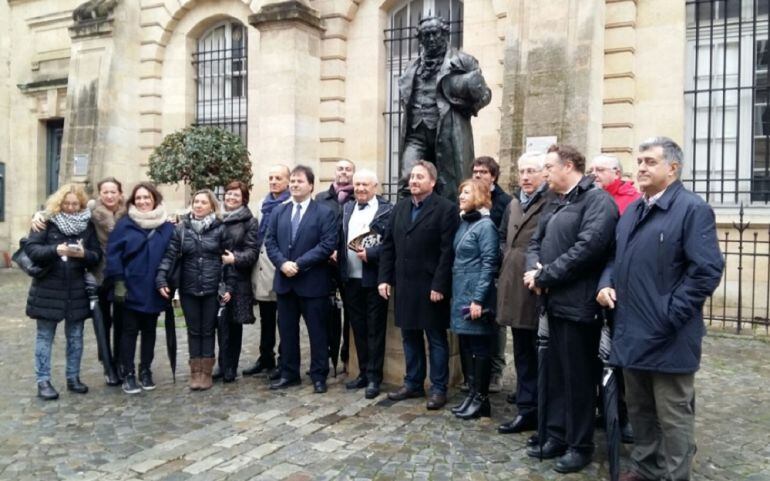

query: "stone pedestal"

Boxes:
[249, 1, 324, 172]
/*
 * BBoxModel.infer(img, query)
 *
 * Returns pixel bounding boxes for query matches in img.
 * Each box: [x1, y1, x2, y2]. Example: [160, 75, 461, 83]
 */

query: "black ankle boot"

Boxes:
[66, 377, 89, 394]
[452, 357, 476, 414]
[457, 356, 491, 420]
[37, 380, 59, 400]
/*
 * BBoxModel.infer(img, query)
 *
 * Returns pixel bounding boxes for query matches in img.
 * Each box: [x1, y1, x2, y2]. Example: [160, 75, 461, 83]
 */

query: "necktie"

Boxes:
[291, 203, 302, 241]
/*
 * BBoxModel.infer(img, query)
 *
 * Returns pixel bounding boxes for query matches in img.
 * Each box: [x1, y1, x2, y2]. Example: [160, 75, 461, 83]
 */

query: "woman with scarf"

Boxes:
[156, 189, 234, 391]
[450, 179, 499, 419]
[105, 182, 174, 394]
[25, 183, 102, 400]
[215, 181, 259, 382]
[31, 177, 126, 386]
[242, 165, 290, 377]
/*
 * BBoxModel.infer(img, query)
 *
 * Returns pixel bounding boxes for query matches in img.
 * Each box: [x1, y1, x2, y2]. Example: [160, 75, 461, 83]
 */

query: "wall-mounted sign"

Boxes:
[73, 154, 89, 176]
[525, 136, 557, 154]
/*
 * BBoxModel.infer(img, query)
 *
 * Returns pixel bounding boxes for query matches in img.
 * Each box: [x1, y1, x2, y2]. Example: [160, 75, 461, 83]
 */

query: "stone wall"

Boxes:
[0, 0, 10, 250]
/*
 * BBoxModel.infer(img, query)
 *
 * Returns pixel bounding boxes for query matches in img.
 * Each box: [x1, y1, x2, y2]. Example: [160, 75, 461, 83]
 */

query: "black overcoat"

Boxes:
[378, 193, 459, 330]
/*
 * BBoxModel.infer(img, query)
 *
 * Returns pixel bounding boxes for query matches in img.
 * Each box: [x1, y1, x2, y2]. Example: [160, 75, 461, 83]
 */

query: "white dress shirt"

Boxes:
[346, 196, 378, 279]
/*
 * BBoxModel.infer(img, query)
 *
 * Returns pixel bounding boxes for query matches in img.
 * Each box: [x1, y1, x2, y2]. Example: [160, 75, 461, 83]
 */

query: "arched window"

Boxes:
[193, 21, 248, 141]
[383, 0, 463, 196]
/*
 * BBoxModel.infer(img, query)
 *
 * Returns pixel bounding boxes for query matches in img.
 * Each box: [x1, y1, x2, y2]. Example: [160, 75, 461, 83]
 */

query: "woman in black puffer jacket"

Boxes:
[156, 189, 234, 391]
[216, 181, 260, 382]
[25, 183, 102, 400]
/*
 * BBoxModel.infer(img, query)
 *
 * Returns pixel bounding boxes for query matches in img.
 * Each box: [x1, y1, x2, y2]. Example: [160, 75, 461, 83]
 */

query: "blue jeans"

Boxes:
[401, 328, 449, 395]
[35, 319, 85, 382]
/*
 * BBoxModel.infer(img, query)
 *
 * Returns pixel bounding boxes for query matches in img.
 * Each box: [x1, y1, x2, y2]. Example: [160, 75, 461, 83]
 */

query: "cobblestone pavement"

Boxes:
[1, 268, 769, 481]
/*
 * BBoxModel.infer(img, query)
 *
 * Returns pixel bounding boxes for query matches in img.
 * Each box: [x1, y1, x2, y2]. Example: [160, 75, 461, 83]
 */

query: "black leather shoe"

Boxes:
[426, 393, 447, 410]
[387, 385, 425, 401]
[104, 370, 121, 386]
[222, 368, 236, 383]
[621, 421, 634, 444]
[526, 438, 567, 459]
[498, 414, 537, 434]
[268, 367, 282, 381]
[345, 376, 367, 390]
[37, 381, 59, 400]
[313, 380, 328, 394]
[554, 449, 593, 474]
[269, 377, 301, 390]
[66, 377, 89, 394]
[526, 434, 539, 448]
[364, 382, 380, 399]
[242, 358, 275, 376]
[139, 369, 156, 391]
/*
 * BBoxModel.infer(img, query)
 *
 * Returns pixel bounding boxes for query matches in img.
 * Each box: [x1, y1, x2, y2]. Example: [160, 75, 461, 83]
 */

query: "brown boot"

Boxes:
[199, 358, 215, 390]
[188, 358, 201, 390]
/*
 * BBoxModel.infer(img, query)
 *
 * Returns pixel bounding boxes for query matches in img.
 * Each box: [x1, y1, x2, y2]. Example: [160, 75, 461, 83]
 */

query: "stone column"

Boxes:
[249, 1, 324, 171]
[499, 0, 605, 178]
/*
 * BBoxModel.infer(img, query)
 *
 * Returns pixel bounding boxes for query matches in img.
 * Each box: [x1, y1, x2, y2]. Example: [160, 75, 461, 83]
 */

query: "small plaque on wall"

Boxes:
[525, 136, 557, 154]
[73, 154, 89, 176]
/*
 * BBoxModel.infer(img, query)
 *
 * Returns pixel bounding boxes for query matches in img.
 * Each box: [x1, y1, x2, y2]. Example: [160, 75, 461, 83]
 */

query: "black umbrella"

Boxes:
[327, 294, 342, 377]
[85, 275, 118, 383]
[535, 303, 550, 460]
[164, 298, 178, 383]
[599, 312, 620, 481]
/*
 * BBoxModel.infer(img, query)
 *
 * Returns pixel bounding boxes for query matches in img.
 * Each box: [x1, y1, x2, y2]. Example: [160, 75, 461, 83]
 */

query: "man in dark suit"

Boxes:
[265, 165, 338, 394]
[379, 161, 459, 410]
[338, 169, 392, 399]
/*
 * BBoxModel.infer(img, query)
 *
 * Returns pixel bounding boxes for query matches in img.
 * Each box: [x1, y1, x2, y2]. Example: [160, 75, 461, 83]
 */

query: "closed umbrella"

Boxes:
[599, 312, 620, 481]
[535, 303, 550, 460]
[85, 275, 118, 383]
[164, 300, 177, 383]
[327, 294, 342, 377]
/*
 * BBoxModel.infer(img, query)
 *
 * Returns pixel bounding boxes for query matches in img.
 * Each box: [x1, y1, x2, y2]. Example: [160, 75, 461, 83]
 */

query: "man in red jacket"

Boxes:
[589, 155, 640, 215]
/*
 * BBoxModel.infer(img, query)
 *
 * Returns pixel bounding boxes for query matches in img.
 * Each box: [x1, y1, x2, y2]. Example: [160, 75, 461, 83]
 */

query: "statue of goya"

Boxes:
[398, 16, 492, 201]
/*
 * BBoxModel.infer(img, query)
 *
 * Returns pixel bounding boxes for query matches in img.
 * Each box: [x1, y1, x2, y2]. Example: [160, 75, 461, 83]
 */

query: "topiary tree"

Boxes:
[147, 126, 252, 191]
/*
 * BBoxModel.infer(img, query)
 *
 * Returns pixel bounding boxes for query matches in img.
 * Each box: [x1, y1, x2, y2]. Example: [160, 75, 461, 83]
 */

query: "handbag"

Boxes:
[12, 237, 51, 279]
[167, 224, 185, 291]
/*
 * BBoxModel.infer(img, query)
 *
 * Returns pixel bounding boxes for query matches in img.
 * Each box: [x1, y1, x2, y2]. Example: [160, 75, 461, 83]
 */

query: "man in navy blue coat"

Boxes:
[265, 165, 338, 393]
[597, 137, 723, 481]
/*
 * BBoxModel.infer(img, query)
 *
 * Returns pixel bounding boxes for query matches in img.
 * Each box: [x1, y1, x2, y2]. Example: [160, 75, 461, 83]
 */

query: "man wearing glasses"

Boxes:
[588, 155, 640, 215]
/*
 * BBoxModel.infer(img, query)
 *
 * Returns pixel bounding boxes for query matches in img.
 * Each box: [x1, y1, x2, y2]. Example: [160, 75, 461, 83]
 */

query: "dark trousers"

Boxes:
[512, 327, 538, 417]
[98, 286, 122, 366]
[401, 328, 449, 395]
[276, 291, 329, 382]
[120, 308, 158, 373]
[217, 305, 244, 374]
[546, 316, 601, 452]
[257, 301, 277, 362]
[459, 333, 493, 358]
[180, 294, 218, 358]
[343, 279, 387, 384]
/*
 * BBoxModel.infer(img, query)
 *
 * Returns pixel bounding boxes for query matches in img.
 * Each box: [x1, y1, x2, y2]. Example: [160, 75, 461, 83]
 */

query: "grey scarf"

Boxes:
[222, 206, 245, 221]
[51, 209, 91, 236]
[190, 213, 216, 233]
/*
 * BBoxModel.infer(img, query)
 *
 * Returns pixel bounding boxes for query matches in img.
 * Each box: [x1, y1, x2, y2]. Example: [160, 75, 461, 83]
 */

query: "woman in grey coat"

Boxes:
[450, 179, 499, 419]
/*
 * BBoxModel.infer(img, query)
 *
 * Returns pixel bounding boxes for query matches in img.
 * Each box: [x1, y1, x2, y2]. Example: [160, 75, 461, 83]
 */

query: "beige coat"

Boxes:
[496, 192, 550, 329]
[251, 199, 277, 302]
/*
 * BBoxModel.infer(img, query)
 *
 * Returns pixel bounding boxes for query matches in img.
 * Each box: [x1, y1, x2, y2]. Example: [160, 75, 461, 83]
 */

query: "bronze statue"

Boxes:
[73, 0, 119, 23]
[398, 16, 492, 200]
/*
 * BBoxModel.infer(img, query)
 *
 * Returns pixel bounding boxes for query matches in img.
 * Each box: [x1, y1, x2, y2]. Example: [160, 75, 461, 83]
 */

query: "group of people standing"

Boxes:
[22, 135, 722, 481]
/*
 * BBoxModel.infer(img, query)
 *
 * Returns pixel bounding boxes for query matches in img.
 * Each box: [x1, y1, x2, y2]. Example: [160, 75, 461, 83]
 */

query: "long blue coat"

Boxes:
[599, 181, 724, 374]
[105, 216, 174, 314]
[450, 214, 499, 336]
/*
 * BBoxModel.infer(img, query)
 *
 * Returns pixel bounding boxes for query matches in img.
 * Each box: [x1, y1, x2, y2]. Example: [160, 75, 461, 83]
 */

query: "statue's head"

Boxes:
[417, 16, 450, 57]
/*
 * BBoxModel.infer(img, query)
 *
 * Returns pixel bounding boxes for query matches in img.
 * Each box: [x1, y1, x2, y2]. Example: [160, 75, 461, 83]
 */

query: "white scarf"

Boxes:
[128, 204, 168, 230]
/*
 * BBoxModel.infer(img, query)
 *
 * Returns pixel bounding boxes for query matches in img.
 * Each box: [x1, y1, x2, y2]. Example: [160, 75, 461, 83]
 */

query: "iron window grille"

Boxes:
[684, 0, 770, 205]
[192, 21, 248, 142]
[383, 0, 463, 200]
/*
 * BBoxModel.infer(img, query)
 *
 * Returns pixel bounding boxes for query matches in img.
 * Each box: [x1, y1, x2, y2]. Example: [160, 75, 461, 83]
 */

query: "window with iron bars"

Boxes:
[684, 0, 770, 205]
[383, 0, 463, 199]
[192, 21, 248, 142]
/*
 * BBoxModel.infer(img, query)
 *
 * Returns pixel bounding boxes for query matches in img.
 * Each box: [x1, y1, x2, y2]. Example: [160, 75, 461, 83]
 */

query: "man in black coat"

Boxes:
[523, 144, 618, 473]
[338, 169, 392, 399]
[471, 155, 512, 393]
[378, 161, 458, 410]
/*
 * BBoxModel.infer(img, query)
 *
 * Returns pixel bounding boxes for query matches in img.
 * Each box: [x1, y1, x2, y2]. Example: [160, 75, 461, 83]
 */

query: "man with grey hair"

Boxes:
[338, 169, 393, 398]
[496, 151, 553, 437]
[589, 155, 640, 215]
[597, 137, 723, 481]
